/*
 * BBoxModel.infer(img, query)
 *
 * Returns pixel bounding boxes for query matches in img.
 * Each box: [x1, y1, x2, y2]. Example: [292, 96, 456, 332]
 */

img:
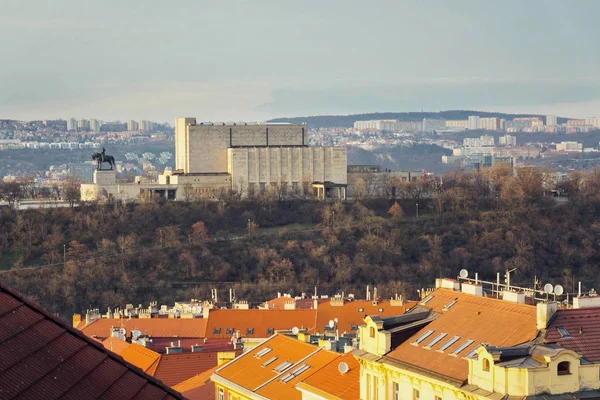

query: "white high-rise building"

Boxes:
[89, 119, 100, 132]
[67, 118, 78, 131]
[479, 117, 500, 131]
[78, 119, 90, 131]
[499, 134, 517, 147]
[468, 116, 480, 130]
[546, 115, 557, 126]
[139, 120, 154, 131]
[127, 120, 139, 131]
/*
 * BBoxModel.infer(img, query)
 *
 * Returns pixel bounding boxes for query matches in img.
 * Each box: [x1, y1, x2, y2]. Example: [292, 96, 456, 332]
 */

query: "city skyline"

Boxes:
[2, 0, 600, 122]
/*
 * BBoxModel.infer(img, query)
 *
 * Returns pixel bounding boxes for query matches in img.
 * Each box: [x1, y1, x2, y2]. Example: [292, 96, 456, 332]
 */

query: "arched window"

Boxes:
[370, 326, 375, 338]
[482, 358, 490, 372]
[557, 361, 571, 376]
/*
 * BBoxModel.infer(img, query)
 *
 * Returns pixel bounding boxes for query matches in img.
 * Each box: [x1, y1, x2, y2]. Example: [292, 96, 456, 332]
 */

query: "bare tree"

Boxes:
[62, 177, 81, 207]
[0, 180, 23, 209]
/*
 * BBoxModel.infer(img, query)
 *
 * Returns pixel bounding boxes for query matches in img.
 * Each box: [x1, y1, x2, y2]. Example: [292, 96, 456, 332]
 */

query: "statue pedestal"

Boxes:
[94, 170, 116, 185]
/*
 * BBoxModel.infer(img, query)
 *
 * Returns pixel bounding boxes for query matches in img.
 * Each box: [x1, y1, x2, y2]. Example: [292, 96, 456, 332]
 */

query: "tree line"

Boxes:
[2, 166, 600, 319]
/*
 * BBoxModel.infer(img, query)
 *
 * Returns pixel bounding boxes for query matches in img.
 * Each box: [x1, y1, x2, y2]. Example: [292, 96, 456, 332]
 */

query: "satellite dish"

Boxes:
[554, 285, 564, 296]
[131, 329, 141, 340]
[543, 283, 554, 294]
[338, 362, 350, 374]
[328, 320, 335, 328]
[119, 327, 126, 336]
[291, 327, 300, 335]
[459, 269, 469, 279]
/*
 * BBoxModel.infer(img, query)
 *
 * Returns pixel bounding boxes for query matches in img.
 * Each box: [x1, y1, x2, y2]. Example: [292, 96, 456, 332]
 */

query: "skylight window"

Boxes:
[451, 340, 474, 356]
[262, 356, 278, 367]
[290, 364, 310, 376]
[273, 361, 293, 373]
[280, 374, 294, 383]
[465, 348, 479, 359]
[351, 325, 358, 331]
[442, 299, 458, 311]
[439, 336, 460, 351]
[267, 328, 275, 335]
[413, 330, 434, 344]
[557, 326, 570, 337]
[425, 333, 447, 348]
[247, 328, 254, 335]
[255, 347, 272, 358]
[213, 328, 221, 334]
[420, 295, 434, 305]
[226, 328, 234, 335]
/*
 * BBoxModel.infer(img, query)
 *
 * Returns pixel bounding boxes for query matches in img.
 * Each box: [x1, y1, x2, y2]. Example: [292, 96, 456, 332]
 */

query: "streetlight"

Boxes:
[416, 203, 419, 219]
[63, 244, 66, 263]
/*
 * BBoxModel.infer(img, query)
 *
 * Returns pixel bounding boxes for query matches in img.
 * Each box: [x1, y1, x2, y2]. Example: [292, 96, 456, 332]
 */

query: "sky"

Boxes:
[2, 0, 600, 123]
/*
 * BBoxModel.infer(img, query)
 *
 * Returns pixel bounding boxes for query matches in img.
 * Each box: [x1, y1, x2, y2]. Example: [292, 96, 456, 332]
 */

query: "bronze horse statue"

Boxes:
[91, 152, 116, 170]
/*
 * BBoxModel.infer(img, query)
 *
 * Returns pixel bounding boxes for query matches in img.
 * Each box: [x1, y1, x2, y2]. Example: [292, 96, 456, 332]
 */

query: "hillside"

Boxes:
[2, 167, 600, 319]
[268, 110, 568, 129]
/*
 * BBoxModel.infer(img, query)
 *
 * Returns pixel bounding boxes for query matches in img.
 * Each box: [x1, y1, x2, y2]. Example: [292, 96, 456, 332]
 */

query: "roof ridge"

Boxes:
[0, 282, 183, 399]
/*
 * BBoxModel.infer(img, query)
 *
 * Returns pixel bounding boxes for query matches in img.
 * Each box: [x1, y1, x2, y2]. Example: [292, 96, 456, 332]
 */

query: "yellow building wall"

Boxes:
[215, 383, 252, 400]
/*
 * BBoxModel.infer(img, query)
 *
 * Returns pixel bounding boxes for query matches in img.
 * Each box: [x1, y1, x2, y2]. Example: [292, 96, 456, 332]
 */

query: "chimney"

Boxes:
[440, 278, 460, 291]
[202, 301, 212, 319]
[191, 344, 203, 353]
[573, 289, 600, 309]
[72, 313, 81, 328]
[537, 301, 558, 330]
[503, 291, 525, 304]
[373, 287, 378, 302]
[218, 351, 237, 365]
[166, 342, 183, 354]
[366, 285, 370, 301]
[461, 282, 483, 296]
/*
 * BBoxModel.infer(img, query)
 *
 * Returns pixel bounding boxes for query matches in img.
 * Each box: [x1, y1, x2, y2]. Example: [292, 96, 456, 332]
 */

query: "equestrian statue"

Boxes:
[91, 147, 116, 170]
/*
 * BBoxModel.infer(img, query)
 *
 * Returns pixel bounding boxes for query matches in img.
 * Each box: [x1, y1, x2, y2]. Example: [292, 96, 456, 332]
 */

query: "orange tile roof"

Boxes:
[261, 296, 317, 310]
[206, 309, 317, 339]
[296, 352, 360, 400]
[172, 365, 219, 400]
[101, 337, 161, 374]
[79, 318, 208, 339]
[213, 334, 339, 399]
[154, 350, 240, 387]
[385, 288, 538, 382]
[313, 300, 417, 335]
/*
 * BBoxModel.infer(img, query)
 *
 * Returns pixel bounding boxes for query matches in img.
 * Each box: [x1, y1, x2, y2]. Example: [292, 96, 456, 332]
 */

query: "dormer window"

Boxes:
[482, 358, 490, 372]
[558, 361, 571, 376]
[370, 326, 375, 338]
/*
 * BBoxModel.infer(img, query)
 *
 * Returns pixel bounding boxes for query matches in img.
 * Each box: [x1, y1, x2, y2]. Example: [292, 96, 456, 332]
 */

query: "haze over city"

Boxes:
[2, 0, 600, 122]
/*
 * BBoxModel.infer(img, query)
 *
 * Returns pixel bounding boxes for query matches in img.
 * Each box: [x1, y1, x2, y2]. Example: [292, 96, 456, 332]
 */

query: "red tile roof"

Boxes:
[79, 318, 207, 340]
[385, 289, 538, 382]
[153, 350, 241, 387]
[545, 307, 600, 362]
[0, 283, 183, 400]
[206, 309, 317, 339]
[296, 352, 360, 400]
[172, 365, 219, 400]
[213, 334, 339, 400]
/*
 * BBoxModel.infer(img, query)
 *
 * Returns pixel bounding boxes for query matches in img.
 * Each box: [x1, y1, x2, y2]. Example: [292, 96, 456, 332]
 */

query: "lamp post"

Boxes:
[63, 244, 66, 263]
[416, 203, 419, 219]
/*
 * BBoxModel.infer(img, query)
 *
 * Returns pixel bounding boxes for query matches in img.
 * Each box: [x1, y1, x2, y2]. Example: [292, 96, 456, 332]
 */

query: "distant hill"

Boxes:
[268, 110, 568, 129]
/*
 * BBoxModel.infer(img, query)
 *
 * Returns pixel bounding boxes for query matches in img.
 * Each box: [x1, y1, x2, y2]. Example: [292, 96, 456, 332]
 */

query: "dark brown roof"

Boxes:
[545, 307, 600, 363]
[0, 283, 184, 400]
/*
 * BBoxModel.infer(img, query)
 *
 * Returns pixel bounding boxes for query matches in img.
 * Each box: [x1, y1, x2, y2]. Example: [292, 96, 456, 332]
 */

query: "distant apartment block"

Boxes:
[499, 134, 517, 146]
[556, 141, 583, 152]
[467, 115, 480, 130]
[89, 119, 100, 132]
[353, 119, 419, 132]
[445, 120, 468, 128]
[127, 120, 139, 131]
[67, 118, 78, 131]
[463, 135, 494, 147]
[479, 117, 501, 131]
[546, 115, 557, 126]
[77, 119, 90, 131]
[422, 118, 446, 133]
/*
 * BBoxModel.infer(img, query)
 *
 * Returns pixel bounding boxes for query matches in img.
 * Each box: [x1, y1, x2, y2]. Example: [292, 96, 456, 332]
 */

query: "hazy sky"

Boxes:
[2, 0, 600, 122]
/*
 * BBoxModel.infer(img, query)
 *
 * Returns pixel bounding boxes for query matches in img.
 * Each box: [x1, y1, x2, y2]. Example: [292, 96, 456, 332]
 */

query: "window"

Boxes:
[351, 324, 358, 331]
[213, 328, 221, 334]
[218, 388, 224, 400]
[413, 330, 434, 344]
[226, 328, 234, 335]
[246, 328, 254, 335]
[442, 299, 458, 310]
[419, 295, 433, 305]
[267, 328, 274, 335]
[435, 396, 442, 400]
[425, 333, 447, 348]
[370, 326, 376, 338]
[280, 373, 294, 383]
[452, 339, 474, 356]
[273, 361, 293, 373]
[558, 361, 571, 375]
[254, 347, 272, 358]
[439, 335, 460, 351]
[393, 382, 400, 400]
[557, 326, 570, 337]
[290, 364, 310, 376]
[483, 358, 490, 371]
[262, 356, 277, 367]
[413, 388, 420, 400]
